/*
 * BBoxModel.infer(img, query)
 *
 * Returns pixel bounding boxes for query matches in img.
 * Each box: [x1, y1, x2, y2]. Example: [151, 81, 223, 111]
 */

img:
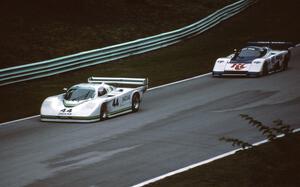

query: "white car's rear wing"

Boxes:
[88, 77, 148, 87]
[247, 41, 294, 50]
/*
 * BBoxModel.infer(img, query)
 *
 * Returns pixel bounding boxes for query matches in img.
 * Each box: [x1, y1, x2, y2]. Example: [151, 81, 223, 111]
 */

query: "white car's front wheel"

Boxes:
[100, 104, 108, 121]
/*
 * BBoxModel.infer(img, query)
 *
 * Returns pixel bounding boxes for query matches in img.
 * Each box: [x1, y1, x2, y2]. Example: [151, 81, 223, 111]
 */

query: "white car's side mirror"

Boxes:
[63, 88, 68, 92]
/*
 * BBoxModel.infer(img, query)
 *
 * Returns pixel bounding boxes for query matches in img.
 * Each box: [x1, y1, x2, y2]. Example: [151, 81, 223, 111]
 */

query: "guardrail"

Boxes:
[0, 0, 255, 86]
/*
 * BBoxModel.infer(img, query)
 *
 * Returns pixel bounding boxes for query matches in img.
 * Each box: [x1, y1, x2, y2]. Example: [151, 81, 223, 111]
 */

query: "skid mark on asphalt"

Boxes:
[200, 90, 277, 112]
[154, 90, 278, 119]
[47, 145, 139, 173]
[214, 95, 300, 113]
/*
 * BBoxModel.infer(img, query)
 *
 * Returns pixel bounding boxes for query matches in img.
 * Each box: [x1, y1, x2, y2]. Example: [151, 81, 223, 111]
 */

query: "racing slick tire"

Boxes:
[131, 93, 140, 112]
[100, 103, 108, 121]
[282, 53, 290, 71]
[262, 63, 269, 76]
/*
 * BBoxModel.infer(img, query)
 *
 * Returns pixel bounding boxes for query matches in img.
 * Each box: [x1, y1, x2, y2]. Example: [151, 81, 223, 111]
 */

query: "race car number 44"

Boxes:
[59, 108, 72, 115]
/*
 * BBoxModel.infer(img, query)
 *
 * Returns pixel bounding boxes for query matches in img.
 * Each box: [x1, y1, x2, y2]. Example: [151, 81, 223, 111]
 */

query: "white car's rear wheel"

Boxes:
[132, 93, 140, 112]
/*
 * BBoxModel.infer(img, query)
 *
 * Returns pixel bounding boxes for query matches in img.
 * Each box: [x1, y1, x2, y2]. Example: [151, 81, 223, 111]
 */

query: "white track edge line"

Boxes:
[0, 115, 40, 127]
[0, 73, 212, 126]
[131, 149, 240, 187]
[131, 128, 300, 187]
[148, 73, 212, 91]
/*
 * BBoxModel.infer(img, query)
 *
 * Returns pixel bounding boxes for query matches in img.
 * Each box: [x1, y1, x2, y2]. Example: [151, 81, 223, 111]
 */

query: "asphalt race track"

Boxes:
[1, 47, 300, 187]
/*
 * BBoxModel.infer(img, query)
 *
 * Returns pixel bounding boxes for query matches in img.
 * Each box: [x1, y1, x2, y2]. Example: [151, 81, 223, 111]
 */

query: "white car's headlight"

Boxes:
[217, 60, 224, 63]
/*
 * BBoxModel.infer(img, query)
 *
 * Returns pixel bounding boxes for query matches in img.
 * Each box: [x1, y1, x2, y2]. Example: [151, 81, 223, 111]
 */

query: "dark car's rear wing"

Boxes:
[247, 41, 294, 50]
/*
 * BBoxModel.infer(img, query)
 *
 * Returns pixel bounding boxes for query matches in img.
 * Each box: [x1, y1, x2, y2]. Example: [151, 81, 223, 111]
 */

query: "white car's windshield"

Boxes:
[64, 86, 95, 101]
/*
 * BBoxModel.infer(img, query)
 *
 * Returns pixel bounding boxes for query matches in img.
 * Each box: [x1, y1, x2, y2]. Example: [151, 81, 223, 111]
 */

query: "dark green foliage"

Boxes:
[240, 114, 294, 141]
[219, 137, 252, 149]
[220, 114, 295, 149]
[271, 119, 294, 135]
[240, 114, 277, 140]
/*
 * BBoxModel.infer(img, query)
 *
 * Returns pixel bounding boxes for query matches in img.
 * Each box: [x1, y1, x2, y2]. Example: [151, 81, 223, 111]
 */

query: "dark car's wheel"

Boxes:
[282, 53, 290, 71]
[131, 93, 140, 112]
[262, 63, 269, 76]
[100, 104, 108, 121]
[274, 62, 280, 71]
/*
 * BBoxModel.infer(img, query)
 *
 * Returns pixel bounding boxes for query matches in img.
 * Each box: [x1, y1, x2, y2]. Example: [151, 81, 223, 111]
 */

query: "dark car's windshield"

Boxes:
[64, 86, 95, 101]
[234, 47, 266, 61]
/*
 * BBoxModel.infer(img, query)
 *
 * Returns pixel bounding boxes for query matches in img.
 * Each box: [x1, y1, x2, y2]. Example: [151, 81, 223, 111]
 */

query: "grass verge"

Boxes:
[0, 0, 234, 68]
[147, 132, 300, 187]
[0, 0, 299, 122]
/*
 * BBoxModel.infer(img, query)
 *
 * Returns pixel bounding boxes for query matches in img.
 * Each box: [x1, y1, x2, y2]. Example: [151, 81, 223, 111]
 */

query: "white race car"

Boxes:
[212, 42, 293, 77]
[40, 77, 148, 122]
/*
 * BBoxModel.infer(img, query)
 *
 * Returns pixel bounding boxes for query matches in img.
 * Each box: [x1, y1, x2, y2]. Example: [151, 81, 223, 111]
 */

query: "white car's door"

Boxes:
[107, 91, 132, 114]
[119, 91, 132, 108]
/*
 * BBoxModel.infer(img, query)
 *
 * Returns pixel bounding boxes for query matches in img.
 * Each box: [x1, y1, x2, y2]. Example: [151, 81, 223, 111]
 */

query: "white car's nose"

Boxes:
[225, 63, 250, 71]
